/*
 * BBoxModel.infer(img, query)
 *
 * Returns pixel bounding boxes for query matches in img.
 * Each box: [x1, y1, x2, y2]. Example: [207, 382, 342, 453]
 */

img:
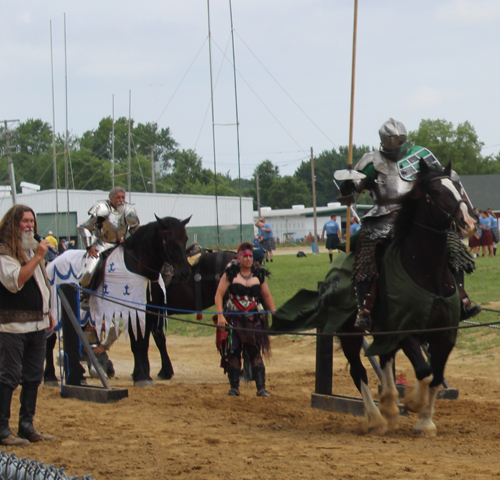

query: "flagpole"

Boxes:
[345, 0, 358, 253]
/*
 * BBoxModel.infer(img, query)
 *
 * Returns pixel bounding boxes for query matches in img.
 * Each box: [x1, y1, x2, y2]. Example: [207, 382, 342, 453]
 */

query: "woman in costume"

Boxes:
[214, 242, 275, 397]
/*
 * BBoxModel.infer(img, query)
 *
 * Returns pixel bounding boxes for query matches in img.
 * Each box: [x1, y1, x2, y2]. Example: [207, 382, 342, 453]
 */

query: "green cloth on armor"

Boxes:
[272, 242, 461, 357]
[366, 241, 460, 356]
[360, 162, 377, 182]
[271, 252, 356, 334]
[337, 230, 359, 253]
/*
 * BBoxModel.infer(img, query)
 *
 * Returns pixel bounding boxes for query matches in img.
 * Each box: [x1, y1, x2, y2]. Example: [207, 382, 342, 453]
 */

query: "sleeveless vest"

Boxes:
[0, 273, 44, 324]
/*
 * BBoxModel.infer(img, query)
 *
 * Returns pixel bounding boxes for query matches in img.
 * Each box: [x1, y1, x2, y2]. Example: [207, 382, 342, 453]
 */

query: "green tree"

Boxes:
[253, 160, 280, 207]
[294, 145, 371, 206]
[408, 119, 500, 175]
[0, 119, 55, 192]
[266, 176, 310, 209]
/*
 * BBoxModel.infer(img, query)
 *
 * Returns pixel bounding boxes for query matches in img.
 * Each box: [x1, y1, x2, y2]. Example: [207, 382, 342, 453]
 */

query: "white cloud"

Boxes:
[436, 0, 500, 24]
[403, 86, 442, 110]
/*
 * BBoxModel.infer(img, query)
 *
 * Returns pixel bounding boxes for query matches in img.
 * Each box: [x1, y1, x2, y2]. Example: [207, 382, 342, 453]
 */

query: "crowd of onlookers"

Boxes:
[43, 231, 77, 263]
[469, 209, 499, 258]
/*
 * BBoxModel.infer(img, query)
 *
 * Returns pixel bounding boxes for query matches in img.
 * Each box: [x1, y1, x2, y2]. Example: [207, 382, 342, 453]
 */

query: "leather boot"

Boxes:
[0, 383, 29, 446]
[18, 387, 56, 442]
[354, 279, 376, 332]
[252, 363, 269, 397]
[226, 367, 240, 396]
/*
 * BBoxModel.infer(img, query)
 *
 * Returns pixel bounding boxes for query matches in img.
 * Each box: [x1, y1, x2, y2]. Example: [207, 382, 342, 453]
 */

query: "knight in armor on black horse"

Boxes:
[77, 186, 140, 296]
[340, 118, 481, 332]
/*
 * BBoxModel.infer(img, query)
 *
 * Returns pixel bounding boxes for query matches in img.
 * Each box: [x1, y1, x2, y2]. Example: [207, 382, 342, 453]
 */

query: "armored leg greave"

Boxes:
[354, 278, 377, 332]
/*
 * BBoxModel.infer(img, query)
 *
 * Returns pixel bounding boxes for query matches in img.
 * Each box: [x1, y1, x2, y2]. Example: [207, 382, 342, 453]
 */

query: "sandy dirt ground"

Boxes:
[6, 332, 500, 480]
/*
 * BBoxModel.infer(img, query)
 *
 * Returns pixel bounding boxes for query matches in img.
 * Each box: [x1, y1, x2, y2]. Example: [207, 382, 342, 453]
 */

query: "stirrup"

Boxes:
[354, 313, 372, 332]
[463, 303, 482, 319]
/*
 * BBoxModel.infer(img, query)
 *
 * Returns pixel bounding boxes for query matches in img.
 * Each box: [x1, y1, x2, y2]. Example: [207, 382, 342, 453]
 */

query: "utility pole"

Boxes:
[111, 94, 115, 188]
[1, 120, 20, 205]
[311, 147, 319, 254]
[127, 90, 132, 202]
[150, 146, 156, 193]
[256, 173, 261, 218]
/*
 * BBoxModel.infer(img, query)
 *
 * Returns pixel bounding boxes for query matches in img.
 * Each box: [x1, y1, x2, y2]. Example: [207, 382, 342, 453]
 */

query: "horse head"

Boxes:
[415, 159, 478, 237]
[154, 214, 192, 283]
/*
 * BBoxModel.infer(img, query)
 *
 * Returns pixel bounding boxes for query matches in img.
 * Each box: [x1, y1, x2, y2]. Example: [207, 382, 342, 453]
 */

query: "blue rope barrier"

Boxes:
[77, 285, 276, 316]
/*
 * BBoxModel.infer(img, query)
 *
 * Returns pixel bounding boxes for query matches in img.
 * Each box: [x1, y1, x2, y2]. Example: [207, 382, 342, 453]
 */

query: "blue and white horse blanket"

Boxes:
[47, 247, 165, 340]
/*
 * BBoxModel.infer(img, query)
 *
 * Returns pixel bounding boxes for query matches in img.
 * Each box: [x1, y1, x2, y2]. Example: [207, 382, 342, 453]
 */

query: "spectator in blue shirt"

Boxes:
[350, 217, 361, 235]
[479, 210, 494, 257]
[256, 217, 275, 262]
[322, 213, 342, 263]
[487, 209, 499, 256]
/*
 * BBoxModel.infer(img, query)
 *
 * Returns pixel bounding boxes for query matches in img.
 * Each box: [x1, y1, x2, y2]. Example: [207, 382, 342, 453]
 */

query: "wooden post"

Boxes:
[315, 328, 333, 395]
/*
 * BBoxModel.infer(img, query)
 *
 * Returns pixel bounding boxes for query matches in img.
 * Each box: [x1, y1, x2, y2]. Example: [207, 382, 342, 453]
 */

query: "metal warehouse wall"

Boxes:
[0, 189, 254, 248]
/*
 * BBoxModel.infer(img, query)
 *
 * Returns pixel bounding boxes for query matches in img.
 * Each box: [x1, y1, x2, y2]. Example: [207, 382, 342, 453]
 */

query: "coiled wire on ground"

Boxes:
[0, 450, 95, 480]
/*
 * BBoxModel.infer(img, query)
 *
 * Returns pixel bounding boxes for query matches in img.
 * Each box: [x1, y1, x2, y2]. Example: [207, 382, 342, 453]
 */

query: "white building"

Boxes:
[0, 187, 254, 248]
[253, 203, 372, 242]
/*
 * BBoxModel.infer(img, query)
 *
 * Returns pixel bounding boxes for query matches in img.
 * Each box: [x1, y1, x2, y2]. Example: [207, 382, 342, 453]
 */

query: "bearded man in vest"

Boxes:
[0, 205, 56, 446]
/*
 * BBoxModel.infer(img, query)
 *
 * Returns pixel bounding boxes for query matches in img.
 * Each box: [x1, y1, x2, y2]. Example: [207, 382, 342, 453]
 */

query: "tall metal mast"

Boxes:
[50, 20, 59, 239]
[64, 13, 70, 240]
[228, 0, 243, 243]
[206, 0, 221, 248]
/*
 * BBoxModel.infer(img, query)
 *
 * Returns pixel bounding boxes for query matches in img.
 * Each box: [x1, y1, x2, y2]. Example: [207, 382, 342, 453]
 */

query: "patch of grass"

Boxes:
[166, 252, 331, 337]
[166, 251, 500, 355]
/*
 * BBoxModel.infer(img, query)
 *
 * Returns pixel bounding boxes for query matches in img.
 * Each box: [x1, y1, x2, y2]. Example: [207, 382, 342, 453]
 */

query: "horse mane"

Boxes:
[125, 216, 186, 269]
[124, 219, 162, 268]
[393, 162, 446, 244]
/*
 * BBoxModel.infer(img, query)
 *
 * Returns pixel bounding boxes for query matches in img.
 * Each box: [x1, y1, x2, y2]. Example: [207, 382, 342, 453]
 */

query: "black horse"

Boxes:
[273, 160, 478, 435]
[45, 215, 191, 387]
[151, 249, 236, 380]
[45, 247, 235, 384]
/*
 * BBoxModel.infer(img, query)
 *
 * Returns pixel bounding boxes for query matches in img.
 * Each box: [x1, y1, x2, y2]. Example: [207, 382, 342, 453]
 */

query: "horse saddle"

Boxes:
[186, 243, 213, 268]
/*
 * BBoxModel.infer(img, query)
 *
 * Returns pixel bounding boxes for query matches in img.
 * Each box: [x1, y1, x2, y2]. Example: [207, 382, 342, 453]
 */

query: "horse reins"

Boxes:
[421, 175, 468, 232]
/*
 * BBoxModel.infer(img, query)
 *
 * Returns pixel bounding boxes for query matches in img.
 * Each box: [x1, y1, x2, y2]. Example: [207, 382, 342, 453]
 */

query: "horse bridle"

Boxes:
[125, 248, 175, 278]
[125, 229, 181, 278]
[421, 175, 468, 232]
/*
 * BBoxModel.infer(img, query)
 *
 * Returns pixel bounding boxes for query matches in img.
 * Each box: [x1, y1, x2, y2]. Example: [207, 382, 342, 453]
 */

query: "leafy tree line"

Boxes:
[1, 118, 499, 209]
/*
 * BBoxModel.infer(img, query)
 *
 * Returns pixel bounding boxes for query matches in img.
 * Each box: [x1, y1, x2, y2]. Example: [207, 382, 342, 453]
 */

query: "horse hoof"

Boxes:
[414, 420, 437, 436]
[368, 423, 389, 436]
[134, 380, 155, 387]
[156, 370, 174, 380]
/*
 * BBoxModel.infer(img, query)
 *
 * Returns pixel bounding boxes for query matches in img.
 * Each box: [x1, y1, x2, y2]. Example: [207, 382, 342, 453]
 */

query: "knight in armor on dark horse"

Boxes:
[339, 118, 481, 332]
[77, 186, 140, 303]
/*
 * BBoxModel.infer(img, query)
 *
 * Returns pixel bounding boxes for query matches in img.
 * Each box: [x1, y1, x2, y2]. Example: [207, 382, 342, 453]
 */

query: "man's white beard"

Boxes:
[116, 204, 125, 214]
[21, 230, 38, 251]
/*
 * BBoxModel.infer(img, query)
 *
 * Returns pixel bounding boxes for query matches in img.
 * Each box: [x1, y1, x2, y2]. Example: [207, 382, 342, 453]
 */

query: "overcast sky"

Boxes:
[2, 0, 500, 182]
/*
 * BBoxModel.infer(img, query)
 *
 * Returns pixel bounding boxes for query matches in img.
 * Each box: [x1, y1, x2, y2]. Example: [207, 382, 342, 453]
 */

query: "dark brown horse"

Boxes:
[153, 249, 236, 379]
[274, 160, 478, 435]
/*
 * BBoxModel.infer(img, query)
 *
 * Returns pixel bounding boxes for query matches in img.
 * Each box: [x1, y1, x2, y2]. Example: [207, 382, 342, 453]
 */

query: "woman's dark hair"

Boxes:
[237, 241, 254, 253]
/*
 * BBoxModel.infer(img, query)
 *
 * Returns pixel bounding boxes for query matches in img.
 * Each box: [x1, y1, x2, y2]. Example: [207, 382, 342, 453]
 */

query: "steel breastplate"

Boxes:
[365, 160, 413, 218]
[99, 210, 127, 244]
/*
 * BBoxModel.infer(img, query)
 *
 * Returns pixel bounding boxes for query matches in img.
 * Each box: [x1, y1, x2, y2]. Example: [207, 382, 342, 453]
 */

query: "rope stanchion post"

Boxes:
[58, 284, 128, 404]
[59, 285, 111, 389]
